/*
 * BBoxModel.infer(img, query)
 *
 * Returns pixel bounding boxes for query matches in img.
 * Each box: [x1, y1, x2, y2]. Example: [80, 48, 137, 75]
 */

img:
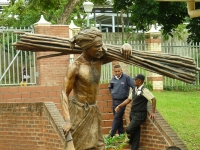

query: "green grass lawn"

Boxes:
[152, 91, 200, 150]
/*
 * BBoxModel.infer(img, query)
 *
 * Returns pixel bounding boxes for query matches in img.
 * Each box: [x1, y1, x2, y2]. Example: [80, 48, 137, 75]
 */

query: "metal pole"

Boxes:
[94, 10, 96, 27]
[87, 12, 89, 27]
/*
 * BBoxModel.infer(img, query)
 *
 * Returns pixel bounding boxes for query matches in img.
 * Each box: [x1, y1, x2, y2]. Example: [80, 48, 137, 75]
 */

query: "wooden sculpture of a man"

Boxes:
[60, 27, 132, 150]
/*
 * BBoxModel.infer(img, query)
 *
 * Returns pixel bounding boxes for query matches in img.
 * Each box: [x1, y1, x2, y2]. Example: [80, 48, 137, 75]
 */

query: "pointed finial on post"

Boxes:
[34, 15, 52, 25]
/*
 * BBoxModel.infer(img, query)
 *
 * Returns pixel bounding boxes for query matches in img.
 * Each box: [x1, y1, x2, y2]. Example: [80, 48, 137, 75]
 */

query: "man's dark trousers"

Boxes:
[126, 111, 147, 150]
[110, 100, 126, 137]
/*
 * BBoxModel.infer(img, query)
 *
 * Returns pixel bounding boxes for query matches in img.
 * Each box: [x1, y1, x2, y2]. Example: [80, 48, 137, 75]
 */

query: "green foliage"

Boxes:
[0, 31, 14, 52]
[164, 85, 200, 92]
[92, 0, 108, 5]
[128, 1, 188, 36]
[145, 82, 153, 91]
[112, 0, 200, 43]
[0, 0, 44, 27]
[186, 2, 200, 44]
[186, 17, 200, 44]
[104, 133, 129, 150]
[162, 24, 188, 41]
[0, 0, 107, 28]
[112, 0, 188, 38]
[157, 2, 188, 37]
[1, 0, 200, 43]
[27, 0, 63, 12]
[113, 0, 133, 12]
[129, 0, 159, 31]
[66, 2, 86, 27]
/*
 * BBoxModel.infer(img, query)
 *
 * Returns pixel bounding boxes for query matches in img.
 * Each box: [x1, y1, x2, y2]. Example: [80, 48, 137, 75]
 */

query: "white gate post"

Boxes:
[145, 25, 163, 91]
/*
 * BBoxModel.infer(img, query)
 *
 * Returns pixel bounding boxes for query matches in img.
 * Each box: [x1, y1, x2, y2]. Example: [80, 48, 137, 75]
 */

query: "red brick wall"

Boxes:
[0, 86, 62, 113]
[0, 84, 188, 150]
[0, 102, 66, 150]
[98, 84, 113, 134]
[34, 25, 71, 86]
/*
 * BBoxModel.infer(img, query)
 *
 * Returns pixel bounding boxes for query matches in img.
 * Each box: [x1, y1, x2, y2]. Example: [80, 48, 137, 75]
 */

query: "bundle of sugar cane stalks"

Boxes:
[13, 32, 200, 84]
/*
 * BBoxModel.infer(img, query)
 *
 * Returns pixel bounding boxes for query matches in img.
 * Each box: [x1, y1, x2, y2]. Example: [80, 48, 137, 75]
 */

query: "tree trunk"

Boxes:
[57, 0, 81, 24]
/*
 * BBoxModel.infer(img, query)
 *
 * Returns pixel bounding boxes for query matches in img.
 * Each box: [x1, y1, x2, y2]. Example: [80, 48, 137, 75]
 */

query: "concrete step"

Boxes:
[102, 127, 111, 134]
[101, 112, 113, 120]
[101, 119, 126, 127]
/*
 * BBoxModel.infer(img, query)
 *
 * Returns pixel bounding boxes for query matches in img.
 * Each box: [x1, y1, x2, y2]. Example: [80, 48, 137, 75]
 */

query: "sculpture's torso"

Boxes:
[73, 56, 103, 105]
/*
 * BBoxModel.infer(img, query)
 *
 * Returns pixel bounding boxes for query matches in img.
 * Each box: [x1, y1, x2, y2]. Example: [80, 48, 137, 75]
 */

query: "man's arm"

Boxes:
[115, 98, 132, 112]
[108, 82, 114, 93]
[128, 76, 135, 89]
[61, 62, 79, 135]
[150, 98, 156, 120]
[115, 89, 133, 112]
[142, 88, 156, 121]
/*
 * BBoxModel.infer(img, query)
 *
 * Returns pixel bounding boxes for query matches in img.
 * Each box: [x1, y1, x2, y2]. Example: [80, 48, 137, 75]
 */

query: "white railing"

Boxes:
[0, 27, 35, 86]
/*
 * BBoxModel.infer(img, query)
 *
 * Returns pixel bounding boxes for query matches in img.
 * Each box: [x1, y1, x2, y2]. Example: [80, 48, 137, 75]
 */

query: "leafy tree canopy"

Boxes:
[1, 0, 200, 43]
[114, 0, 200, 43]
[0, 0, 107, 27]
[186, 3, 200, 43]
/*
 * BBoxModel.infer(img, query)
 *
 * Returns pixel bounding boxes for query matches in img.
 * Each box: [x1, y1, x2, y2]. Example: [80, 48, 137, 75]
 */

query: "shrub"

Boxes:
[104, 133, 129, 150]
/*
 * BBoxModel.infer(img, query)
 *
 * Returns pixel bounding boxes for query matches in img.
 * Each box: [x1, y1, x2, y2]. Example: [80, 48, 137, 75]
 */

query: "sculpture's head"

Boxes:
[70, 27, 107, 58]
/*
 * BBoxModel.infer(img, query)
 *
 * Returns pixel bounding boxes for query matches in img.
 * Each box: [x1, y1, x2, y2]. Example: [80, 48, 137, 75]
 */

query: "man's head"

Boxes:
[70, 27, 106, 58]
[114, 65, 122, 78]
[76, 27, 102, 50]
[134, 74, 145, 87]
[166, 146, 181, 150]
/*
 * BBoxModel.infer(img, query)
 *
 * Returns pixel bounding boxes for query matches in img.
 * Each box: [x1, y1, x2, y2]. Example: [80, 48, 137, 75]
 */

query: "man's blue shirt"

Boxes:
[108, 73, 135, 100]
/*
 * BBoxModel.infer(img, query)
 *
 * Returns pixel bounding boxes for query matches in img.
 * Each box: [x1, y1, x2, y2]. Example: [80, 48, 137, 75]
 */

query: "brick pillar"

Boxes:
[34, 15, 70, 86]
[119, 62, 129, 75]
[145, 25, 163, 91]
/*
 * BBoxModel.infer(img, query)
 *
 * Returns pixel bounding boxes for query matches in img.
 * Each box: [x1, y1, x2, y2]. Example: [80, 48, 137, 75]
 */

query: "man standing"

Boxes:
[61, 27, 133, 150]
[115, 74, 156, 150]
[108, 65, 134, 137]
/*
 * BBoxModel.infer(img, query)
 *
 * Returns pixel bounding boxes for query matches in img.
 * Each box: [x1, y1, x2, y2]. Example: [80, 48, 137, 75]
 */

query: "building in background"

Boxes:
[0, 0, 10, 13]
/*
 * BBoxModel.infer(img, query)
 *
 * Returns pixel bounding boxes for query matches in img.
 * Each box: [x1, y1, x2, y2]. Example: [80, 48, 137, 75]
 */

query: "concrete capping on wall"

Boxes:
[43, 102, 73, 149]
[147, 103, 188, 150]
[43, 102, 66, 146]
